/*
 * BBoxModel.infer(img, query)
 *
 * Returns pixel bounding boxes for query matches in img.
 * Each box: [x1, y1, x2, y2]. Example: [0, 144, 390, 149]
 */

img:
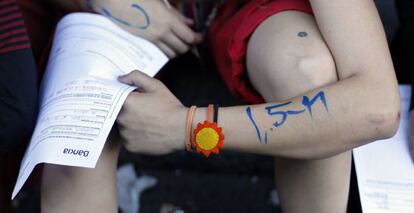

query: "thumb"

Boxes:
[118, 70, 159, 92]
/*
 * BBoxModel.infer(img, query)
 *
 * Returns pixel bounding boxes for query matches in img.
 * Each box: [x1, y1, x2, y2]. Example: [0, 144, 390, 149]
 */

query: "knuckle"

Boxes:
[132, 70, 141, 77]
[123, 96, 137, 109]
[148, 31, 162, 41]
[158, 28, 169, 38]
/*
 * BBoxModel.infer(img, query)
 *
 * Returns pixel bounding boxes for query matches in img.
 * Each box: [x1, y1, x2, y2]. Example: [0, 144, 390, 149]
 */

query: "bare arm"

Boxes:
[117, 0, 400, 159]
[200, 0, 400, 159]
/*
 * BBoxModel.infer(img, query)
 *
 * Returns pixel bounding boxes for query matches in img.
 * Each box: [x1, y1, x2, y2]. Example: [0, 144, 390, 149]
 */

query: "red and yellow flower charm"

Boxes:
[193, 120, 224, 157]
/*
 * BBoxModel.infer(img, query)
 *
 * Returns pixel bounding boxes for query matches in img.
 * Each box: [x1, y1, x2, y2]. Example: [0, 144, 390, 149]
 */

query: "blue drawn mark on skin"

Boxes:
[267, 110, 288, 127]
[266, 102, 306, 127]
[302, 91, 329, 117]
[246, 106, 267, 144]
[101, 6, 132, 26]
[247, 91, 328, 144]
[131, 4, 151, 29]
[100, 4, 151, 30]
[286, 110, 306, 115]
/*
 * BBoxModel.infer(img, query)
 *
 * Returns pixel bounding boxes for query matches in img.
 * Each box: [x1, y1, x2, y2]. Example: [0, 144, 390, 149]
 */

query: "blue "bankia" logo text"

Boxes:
[63, 148, 90, 157]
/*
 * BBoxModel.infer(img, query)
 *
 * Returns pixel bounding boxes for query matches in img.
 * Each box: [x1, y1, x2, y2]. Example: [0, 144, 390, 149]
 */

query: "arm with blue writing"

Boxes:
[117, 70, 398, 159]
[117, 0, 400, 159]
[208, 0, 400, 159]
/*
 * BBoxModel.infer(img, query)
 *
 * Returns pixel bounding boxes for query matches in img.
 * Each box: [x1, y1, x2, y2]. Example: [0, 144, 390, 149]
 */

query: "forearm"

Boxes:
[116, 0, 399, 159]
[192, 75, 399, 159]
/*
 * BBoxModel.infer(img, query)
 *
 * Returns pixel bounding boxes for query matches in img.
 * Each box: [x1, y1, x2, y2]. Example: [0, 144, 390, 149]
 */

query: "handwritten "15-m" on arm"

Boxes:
[246, 91, 329, 144]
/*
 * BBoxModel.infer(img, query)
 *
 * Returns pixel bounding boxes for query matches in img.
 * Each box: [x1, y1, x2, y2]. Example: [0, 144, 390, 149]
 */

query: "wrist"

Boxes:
[191, 105, 224, 157]
[193, 107, 208, 128]
[178, 106, 208, 152]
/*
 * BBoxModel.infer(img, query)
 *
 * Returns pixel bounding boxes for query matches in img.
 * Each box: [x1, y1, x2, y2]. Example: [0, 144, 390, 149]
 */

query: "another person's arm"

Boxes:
[46, 0, 202, 58]
[0, 15, 38, 151]
[117, 0, 400, 159]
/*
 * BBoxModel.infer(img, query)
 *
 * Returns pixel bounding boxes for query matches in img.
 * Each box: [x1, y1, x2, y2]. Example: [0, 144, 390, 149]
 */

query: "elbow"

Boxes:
[372, 106, 400, 140]
[300, 80, 401, 160]
[340, 68, 401, 147]
[363, 82, 401, 143]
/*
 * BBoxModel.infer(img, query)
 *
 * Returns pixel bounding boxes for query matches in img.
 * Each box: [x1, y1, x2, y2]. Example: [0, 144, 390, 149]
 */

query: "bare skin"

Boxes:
[41, 138, 121, 213]
[47, 0, 202, 58]
[246, 11, 350, 213]
[41, 0, 400, 213]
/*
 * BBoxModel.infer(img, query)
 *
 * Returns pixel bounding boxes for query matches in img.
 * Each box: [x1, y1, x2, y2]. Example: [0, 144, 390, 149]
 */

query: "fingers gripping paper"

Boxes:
[12, 13, 168, 199]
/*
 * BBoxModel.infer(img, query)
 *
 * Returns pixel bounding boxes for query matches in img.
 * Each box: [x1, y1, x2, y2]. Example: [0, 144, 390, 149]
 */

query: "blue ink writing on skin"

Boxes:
[245, 90, 329, 144]
[246, 107, 268, 144]
[131, 4, 151, 29]
[101, 6, 132, 26]
[302, 91, 329, 117]
[265, 102, 306, 127]
[100, 4, 151, 30]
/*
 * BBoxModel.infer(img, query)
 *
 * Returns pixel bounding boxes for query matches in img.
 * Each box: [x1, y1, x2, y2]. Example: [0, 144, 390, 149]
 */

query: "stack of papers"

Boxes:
[12, 13, 168, 199]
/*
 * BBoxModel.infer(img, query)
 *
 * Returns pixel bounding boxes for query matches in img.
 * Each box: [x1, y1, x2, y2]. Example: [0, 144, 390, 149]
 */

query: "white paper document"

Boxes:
[12, 13, 168, 199]
[353, 85, 414, 213]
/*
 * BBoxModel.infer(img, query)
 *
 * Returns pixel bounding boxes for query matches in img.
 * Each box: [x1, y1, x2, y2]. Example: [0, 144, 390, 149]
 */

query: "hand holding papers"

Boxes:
[12, 13, 168, 199]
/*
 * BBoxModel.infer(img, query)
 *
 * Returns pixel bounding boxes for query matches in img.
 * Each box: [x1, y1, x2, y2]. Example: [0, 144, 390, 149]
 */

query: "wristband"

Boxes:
[213, 104, 219, 123]
[193, 104, 224, 157]
[207, 104, 214, 122]
[185, 106, 197, 151]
